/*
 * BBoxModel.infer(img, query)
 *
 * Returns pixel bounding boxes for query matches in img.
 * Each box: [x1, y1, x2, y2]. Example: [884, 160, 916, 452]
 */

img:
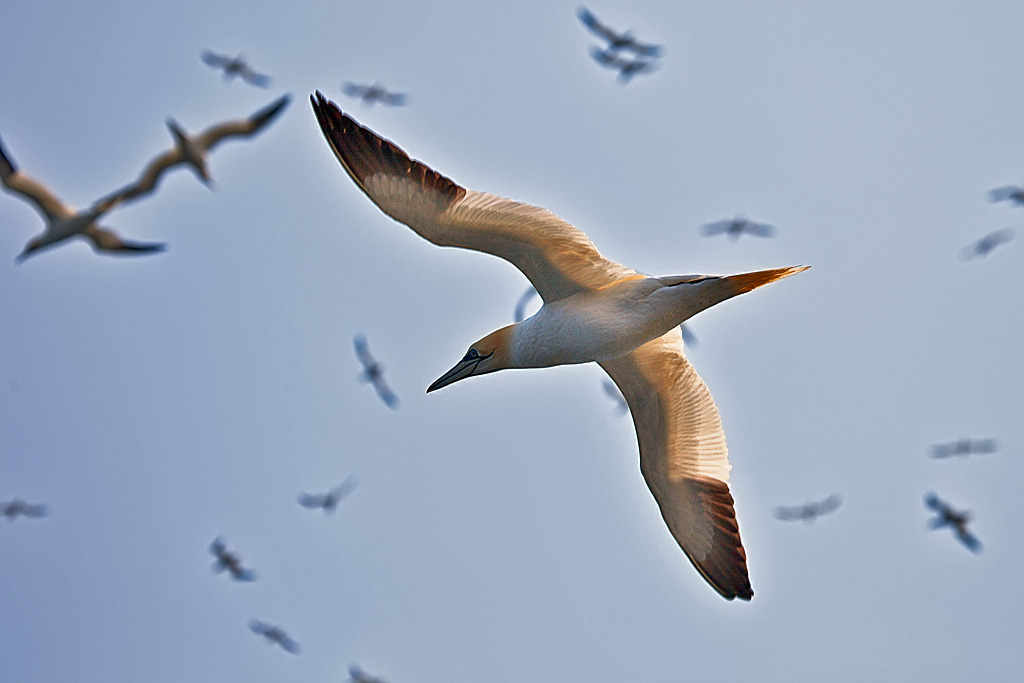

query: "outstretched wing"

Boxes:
[0, 137, 75, 221]
[196, 95, 291, 152]
[577, 7, 621, 44]
[311, 93, 637, 303]
[599, 328, 751, 600]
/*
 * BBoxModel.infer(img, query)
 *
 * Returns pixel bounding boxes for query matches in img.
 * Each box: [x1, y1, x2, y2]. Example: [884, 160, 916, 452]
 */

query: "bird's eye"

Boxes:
[465, 349, 478, 360]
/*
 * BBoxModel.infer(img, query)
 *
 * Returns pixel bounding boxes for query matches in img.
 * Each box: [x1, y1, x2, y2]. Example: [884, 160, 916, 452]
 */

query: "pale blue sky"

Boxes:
[2, 2, 1022, 681]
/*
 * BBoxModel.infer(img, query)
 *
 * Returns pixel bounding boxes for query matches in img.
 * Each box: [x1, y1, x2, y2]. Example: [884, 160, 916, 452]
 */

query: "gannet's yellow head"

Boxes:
[427, 325, 514, 393]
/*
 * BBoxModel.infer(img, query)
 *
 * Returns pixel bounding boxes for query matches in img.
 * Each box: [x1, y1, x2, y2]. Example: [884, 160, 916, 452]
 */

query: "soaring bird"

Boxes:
[1, 498, 48, 521]
[987, 185, 1024, 206]
[924, 492, 981, 553]
[576, 7, 662, 57]
[298, 477, 358, 514]
[311, 92, 810, 601]
[348, 665, 389, 683]
[0, 136, 165, 261]
[104, 95, 290, 204]
[342, 82, 407, 107]
[931, 438, 998, 459]
[209, 537, 257, 582]
[702, 216, 776, 240]
[248, 620, 300, 654]
[354, 334, 400, 409]
[959, 227, 1013, 261]
[200, 51, 270, 87]
[774, 494, 842, 523]
[588, 47, 659, 83]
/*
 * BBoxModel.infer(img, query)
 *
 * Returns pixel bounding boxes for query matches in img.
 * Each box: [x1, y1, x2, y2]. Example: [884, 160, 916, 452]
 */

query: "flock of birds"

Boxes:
[2, 7, 1016, 681]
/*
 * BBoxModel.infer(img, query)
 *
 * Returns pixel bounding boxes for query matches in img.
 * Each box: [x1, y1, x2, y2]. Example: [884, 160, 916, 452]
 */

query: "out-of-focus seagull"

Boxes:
[312, 93, 810, 601]
[588, 47, 659, 83]
[342, 82, 407, 107]
[201, 51, 270, 87]
[931, 438, 998, 459]
[924, 492, 981, 553]
[987, 185, 1024, 206]
[2, 498, 48, 521]
[105, 95, 290, 205]
[209, 537, 257, 582]
[576, 7, 662, 57]
[702, 216, 776, 240]
[354, 334, 400, 409]
[0, 136, 165, 261]
[959, 227, 1013, 261]
[298, 477, 358, 514]
[349, 664, 389, 683]
[774, 494, 842, 523]
[514, 286, 540, 323]
[248, 620, 300, 654]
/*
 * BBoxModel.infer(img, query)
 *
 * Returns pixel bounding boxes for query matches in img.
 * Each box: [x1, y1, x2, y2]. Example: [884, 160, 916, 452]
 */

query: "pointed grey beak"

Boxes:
[426, 357, 482, 393]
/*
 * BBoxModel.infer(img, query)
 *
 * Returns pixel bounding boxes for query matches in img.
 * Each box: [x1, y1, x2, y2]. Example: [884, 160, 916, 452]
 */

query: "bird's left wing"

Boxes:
[599, 328, 751, 600]
[197, 95, 291, 152]
[0, 138, 75, 220]
[311, 93, 637, 303]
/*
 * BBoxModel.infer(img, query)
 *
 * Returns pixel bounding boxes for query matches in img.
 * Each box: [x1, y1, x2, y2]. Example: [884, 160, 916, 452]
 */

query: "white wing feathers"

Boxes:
[600, 328, 751, 600]
[312, 92, 636, 303]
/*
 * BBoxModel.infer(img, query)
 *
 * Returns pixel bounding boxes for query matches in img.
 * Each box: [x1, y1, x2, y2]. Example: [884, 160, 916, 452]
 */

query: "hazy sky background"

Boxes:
[2, 2, 1022, 681]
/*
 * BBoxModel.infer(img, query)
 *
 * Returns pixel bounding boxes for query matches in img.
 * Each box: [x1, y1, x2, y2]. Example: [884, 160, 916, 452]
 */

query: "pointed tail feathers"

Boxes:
[724, 266, 810, 296]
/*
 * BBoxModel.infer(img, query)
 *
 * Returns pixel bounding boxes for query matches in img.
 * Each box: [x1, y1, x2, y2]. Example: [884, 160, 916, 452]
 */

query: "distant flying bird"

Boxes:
[987, 185, 1024, 206]
[2, 498, 48, 521]
[248, 620, 300, 654]
[312, 92, 811, 601]
[702, 216, 776, 240]
[105, 95, 290, 205]
[298, 477, 358, 514]
[588, 47, 659, 83]
[354, 334, 399, 409]
[200, 51, 270, 87]
[679, 324, 697, 347]
[959, 227, 1013, 261]
[924, 492, 981, 553]
[601, 379, 628, 414]
[209, 537, 257, 582]
[513, 286, 540, 323]
[0, 136, 165, 261]
[349, 665, 389, 683]
[342, 82, 407, 107]
[576, 7, 662, 57]
[774, 494, 842, 523]
[931, 438, 998, 459]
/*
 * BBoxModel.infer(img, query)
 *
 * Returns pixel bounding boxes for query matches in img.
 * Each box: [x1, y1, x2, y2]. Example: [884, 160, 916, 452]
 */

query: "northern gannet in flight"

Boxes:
[924, 492, 982, 554]
[576, 7, 663, 57]
[702, 216, 776, 240]
[0, 136, 165, 261]
[774, 494, 842, 523]
[311, 92, 810, 601]
[209, 537, 257, 582]
[298, 477, 358, 514]
[931, 438, 998, 459]
[105, 95, 290, 205]
[248, 620, 300, 654]
[342, 82, 407, 107]
[354, 334, 400, 409]
[2, 498, 48, 521]
[201, 51, 270, 87]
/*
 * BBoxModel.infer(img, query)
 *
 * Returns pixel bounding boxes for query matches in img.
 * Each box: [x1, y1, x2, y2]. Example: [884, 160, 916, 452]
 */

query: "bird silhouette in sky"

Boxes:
[348, 664, 389, 683]
[354, 334, 399, 409]
[248, 620, 300, 654]
[1, 136, 165, 261]
[576, 7, 662, 57]
[201, 51, 270, 87]
[702, 216, 776, 240]
[931, 438, 998, 459]
[774, 494, 842, 523]
[2, 498, 48, 521]
[209, 537, 257, 582]
[987, 185, 1024, 206]
[342, 82, 407, 107]
[105, 95, 290, 205]
[958, 227, 1013, 261]
[298, 477, 358, 514]
[601, 379, 629, 415]
[924, 492, 981, 553]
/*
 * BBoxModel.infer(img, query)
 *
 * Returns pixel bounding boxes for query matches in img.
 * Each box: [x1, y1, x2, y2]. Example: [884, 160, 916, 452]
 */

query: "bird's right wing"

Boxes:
[197, 95, 291, 152]
[600, 328, 752, 600]
[311, 93, 637, 303]
[988, 185, 1022, 203]
[0, 137, 75, 220]
[83, 226, 165, 255]
[701, 219, 732, 236]
[577, 7, 619, 43]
